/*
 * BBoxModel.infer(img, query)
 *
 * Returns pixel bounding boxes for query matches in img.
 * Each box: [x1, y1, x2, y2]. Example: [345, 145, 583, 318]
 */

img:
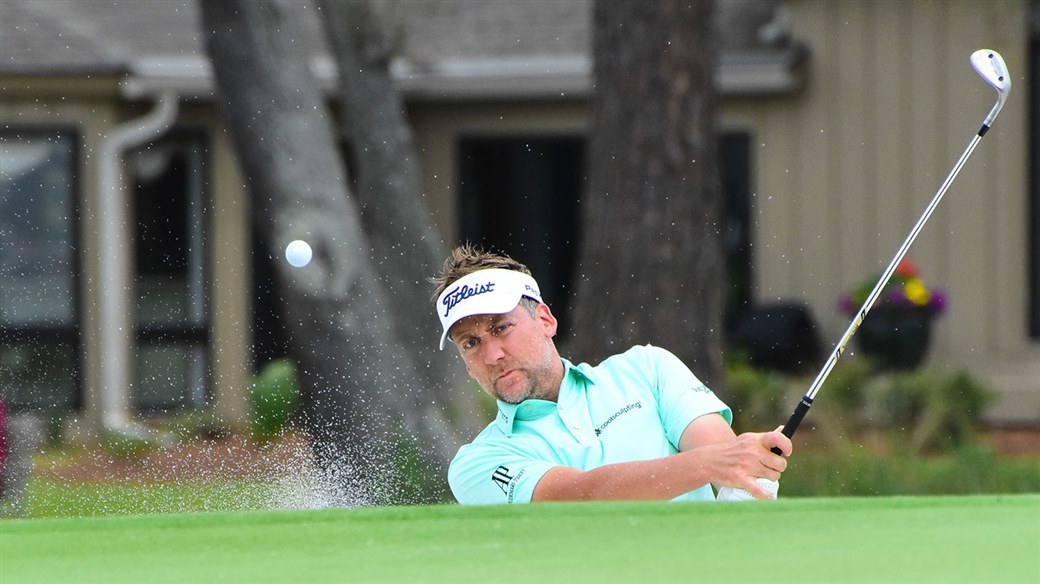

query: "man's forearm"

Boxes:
[530, 427, 792, 502]
[530, 449, 714, 502]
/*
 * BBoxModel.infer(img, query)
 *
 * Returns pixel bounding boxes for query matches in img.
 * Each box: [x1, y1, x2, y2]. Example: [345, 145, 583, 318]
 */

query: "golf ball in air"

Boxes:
[285, 239, 312, 268]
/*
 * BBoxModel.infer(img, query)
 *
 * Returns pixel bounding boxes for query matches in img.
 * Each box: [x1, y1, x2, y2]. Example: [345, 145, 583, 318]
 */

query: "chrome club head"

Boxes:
[970, 49, 1011, 127]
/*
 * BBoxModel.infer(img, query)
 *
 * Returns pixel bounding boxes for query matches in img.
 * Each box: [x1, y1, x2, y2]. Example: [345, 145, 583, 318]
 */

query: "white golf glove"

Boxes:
[715, 478, 780, 502]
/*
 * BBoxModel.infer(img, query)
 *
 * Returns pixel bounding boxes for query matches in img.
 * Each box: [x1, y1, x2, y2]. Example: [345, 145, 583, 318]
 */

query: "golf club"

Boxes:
[718, 49, 1011, 502]
[776, 48, 1011, 445]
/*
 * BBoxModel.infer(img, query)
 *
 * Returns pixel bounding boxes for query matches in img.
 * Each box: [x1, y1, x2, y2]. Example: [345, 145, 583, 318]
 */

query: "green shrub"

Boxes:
[735, 363, 995, 456]
[99, 432, 159, 461]
[725, 362, 791, 434]
[249, 359, 300, 443]
[883, 370, 994, 454]
[808, 361, 873, 450]
[162, 408, 232, 442]
[782, 443, 1040, 497]
[383, 431, 454, 505]
[723, 361, 1033, 497]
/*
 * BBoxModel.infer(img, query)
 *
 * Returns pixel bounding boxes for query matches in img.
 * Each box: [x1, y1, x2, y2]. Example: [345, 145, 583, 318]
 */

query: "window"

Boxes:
[249, 232, 291, 373]
[457, 136, 584, 333]
[455, 132, 753, 336]
[131, 134, 210, 410]
[719, 132, 753, 322]
[0, 130, 81, 410]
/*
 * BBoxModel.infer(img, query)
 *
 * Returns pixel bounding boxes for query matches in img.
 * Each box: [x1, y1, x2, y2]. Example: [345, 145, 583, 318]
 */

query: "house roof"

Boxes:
[0, 0, 805, 98]
[1, 0, 202, 74]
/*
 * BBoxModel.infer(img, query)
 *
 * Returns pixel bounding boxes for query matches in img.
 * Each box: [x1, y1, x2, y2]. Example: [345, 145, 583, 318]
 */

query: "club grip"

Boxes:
[770, 396, 814, 455]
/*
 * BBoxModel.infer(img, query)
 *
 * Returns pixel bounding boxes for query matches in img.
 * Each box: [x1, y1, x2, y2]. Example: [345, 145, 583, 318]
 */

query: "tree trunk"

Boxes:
[319, 0, 481, 435]
[199, 0, 457, 505]
[573, 0, 726, 392]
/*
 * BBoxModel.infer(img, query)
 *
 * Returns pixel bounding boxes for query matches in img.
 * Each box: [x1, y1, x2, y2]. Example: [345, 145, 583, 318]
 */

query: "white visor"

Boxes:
[436, 268, 543, 350]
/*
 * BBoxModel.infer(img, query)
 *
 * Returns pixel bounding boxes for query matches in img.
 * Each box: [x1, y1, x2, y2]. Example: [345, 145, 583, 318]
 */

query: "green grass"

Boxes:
[3, 495, 1038, 583]
[6, 478, 291, 518]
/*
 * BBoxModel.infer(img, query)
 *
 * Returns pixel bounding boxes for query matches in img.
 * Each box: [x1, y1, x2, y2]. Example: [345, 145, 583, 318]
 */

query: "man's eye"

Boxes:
[493, 323, 511, 335]
[461, 338, 478, 350]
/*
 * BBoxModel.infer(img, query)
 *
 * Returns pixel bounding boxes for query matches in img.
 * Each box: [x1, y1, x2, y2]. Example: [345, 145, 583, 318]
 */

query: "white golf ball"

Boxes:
[285, 239, 312, 268]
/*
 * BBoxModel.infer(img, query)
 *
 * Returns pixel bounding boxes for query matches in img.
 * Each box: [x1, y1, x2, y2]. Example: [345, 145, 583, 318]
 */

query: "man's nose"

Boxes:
[482, 336, 506, 364]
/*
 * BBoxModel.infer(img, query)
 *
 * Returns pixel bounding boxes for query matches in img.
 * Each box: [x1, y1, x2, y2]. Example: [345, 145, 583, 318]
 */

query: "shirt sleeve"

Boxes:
[640, 345, 732, 448]
[447, 439, 557, 505]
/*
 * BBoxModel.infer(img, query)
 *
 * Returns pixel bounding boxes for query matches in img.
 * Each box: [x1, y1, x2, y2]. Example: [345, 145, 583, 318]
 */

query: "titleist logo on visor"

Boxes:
[436, 268, 543, 350]
[441, 281, 495, 317]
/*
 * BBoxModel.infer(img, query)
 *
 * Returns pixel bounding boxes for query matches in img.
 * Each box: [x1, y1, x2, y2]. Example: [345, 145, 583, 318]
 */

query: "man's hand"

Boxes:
[704, 427, 792, 499]
[678, 416, 793, 500]
[716, 478, 780, 501]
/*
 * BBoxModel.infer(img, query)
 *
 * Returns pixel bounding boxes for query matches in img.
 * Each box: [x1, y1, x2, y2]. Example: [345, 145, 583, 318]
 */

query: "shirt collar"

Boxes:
[493, 358, 595, 435]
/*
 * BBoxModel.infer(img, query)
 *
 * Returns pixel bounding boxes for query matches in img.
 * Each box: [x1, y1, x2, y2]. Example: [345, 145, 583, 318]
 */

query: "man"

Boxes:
[432, 245, 790, 504]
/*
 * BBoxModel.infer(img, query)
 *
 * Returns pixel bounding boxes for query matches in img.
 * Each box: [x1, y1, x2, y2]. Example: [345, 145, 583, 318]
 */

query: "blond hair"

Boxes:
[430, 243, 532, 302]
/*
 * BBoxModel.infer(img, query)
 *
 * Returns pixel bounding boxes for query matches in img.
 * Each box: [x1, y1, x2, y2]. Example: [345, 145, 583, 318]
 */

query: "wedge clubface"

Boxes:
[970, 49, 1011, 130]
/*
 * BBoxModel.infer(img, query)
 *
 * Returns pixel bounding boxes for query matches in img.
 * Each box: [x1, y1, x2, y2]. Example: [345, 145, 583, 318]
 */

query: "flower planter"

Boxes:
[855, 308, 934, 370]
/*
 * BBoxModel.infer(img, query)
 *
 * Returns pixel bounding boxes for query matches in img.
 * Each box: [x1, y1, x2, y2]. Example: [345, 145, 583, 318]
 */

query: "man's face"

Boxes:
[449, 302, 561, 404]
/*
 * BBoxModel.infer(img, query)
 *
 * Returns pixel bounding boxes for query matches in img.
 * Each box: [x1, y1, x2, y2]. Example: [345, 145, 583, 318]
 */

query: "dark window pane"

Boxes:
[133, 144, 207, 328]
[134, 342, 208, 410]
[457, 136, 584, 332]
[0, 133, 77, 327]
[131, 136, 210, 410]
[456, 133, 753, 336]
[0, 130, 80, 410]
[0, 340, 78, 409]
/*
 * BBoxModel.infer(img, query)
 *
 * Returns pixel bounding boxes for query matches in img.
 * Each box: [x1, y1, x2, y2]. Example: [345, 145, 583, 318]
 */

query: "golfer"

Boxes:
[433, 245, 792, 504]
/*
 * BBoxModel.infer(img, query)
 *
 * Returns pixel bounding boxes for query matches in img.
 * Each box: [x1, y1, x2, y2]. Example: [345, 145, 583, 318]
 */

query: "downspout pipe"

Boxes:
[97, 91, 178, 440]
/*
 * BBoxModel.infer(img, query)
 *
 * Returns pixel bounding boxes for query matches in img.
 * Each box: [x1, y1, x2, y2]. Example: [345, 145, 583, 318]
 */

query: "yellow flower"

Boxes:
[904, 278, 931, 306]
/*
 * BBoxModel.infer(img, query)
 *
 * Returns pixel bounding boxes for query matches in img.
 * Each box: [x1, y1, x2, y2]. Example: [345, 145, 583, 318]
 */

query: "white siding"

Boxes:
[722, 0, 1036, 419]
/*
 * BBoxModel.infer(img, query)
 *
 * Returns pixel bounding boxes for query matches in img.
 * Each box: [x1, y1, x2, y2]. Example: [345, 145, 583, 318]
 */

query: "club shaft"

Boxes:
[777, 127, 988, 444]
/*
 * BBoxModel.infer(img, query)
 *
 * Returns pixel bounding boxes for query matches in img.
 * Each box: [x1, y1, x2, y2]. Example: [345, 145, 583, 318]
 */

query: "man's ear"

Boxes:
[535, 303, 558, 338]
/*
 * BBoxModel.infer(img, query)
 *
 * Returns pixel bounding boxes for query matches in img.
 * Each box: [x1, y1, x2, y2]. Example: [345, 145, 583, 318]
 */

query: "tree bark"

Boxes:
[199, 0, 457, 505]
[319, 0, 480, 435]
[573, 0, 726, 392]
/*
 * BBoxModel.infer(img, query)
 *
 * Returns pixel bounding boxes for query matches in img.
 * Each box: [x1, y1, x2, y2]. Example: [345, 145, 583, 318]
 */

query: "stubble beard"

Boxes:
[491, 348, 559, 405]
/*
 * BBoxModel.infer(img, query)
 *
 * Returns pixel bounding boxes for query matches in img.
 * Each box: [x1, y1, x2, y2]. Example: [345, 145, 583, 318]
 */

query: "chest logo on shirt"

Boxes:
[595, 401, 643, 436]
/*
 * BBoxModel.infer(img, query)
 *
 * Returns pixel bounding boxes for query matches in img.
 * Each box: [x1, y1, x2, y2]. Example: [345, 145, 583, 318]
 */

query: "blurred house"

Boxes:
[0, 0, 1036, 439]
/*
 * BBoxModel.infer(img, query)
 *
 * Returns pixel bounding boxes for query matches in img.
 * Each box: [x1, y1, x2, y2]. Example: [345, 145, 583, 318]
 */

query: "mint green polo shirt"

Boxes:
[447, 344, 732, 504]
